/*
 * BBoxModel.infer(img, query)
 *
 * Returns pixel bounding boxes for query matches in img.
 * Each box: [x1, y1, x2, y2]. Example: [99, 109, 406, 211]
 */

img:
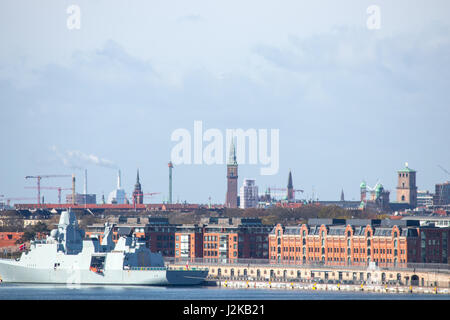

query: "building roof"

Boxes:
[398, 163, 416, 173]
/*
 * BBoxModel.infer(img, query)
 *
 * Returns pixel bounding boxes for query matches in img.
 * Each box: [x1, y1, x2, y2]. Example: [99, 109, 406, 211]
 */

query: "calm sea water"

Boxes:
[0, 284, 448, 300]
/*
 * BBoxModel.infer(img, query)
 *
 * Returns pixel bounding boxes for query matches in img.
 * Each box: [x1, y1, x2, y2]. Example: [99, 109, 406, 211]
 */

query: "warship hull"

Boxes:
[0, 259, 208, 286]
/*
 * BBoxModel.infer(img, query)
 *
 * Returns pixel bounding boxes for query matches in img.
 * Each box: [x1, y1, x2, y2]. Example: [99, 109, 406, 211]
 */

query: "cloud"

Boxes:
[176, 14, 206, 24]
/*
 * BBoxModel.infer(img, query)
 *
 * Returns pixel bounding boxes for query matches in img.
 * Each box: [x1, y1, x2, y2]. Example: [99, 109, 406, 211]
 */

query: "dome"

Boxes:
[360, 181, 366, 189]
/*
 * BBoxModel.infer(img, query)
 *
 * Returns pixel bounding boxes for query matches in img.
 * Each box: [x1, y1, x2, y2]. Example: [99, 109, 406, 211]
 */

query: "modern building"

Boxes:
[225, 139, 238, 208]
[433, 182, 450, 207]
[239, 179, 258, 209]
[65, 193, 96, 205]
[400, 216, 450, 228]
[417, 190, 434, 208]
[269, 218, 449, 267]
[396, 163, 418, 209]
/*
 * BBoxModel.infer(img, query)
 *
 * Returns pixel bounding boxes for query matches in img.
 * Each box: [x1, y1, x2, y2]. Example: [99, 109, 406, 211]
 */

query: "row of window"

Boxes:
[276, 229, 400, 238]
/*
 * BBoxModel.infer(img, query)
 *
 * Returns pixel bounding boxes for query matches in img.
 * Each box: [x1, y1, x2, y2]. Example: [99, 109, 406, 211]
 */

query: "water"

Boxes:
[0, 283, 448, 300]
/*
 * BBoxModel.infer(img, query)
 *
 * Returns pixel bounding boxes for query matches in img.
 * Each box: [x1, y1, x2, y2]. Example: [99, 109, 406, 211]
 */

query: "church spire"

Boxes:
[228, 138, 237, 165]
[287, 170, 293, 189]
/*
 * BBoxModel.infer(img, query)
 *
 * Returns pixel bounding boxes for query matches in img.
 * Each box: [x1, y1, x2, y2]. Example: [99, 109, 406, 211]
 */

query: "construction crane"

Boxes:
[268, 187, 304, 200]
[3, 197, 36, 207]
[132, 192, 161, 206]
[25, 175, 72, 207]
[437, 165, 450, 206]
[24, 186, 72, 204]
[438, 165, 450, 176]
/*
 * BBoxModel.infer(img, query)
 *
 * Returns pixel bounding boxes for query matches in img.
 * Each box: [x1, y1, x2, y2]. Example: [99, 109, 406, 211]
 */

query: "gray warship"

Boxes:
[0, 209, 208, 285]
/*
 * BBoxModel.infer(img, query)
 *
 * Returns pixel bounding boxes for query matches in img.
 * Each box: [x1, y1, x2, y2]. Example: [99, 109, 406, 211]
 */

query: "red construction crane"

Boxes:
[24, 186, 72, 204]
[3, 197, 36, 207]
[132, 192, 161, 206]
[25, 175, 72, 207]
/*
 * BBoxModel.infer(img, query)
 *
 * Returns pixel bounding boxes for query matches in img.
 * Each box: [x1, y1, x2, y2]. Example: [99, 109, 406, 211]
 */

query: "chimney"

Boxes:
[84, 169, 88, 195]
[72, 174, 76, 205]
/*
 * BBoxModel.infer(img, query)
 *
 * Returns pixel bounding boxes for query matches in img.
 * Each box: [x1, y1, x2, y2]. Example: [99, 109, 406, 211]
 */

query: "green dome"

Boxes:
[360, 181, 366, 189]
[375, 183, 383, 191]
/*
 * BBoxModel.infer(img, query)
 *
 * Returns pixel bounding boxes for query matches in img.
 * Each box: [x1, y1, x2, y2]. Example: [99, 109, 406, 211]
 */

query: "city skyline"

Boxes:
[1, 1, 449, 204]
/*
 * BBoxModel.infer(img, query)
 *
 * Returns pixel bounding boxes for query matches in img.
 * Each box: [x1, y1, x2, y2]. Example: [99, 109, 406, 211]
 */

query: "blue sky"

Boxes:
[0, 0, 449, 204]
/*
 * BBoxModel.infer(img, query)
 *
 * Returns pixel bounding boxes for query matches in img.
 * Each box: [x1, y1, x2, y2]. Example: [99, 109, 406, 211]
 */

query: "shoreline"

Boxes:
[210, 279, 450, 295]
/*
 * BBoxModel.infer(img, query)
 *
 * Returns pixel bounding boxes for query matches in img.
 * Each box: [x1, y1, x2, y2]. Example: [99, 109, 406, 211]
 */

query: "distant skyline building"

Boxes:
[396, 162, 417, 208]
[66, 193, 96, 205]
[360, 181, 390, 212]
[433, 181, 450, 207]
[239, 179, 258, 209]
[225, 139, 238, 208]
[417, 190, 433, 208]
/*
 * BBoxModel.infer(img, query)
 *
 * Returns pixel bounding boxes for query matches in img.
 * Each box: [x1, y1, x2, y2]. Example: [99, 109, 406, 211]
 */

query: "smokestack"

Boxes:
[84, 169, 87, 195]
[72, 174, 76, 205]
[168, 162, 173, 204]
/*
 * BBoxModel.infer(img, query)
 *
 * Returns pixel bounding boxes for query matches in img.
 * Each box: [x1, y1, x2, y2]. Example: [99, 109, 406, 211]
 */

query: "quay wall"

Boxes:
[214, 279, 450, 295]
[167, 262, 450, 288]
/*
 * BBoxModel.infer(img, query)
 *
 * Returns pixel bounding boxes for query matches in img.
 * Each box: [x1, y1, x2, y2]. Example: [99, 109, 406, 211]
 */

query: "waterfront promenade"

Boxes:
[167, 258, 450, 293]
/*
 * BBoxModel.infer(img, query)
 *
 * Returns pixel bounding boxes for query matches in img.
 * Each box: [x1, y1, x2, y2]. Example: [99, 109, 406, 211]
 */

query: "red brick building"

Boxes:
[269, 219, 449, 267]
[174, 217, 271, 261]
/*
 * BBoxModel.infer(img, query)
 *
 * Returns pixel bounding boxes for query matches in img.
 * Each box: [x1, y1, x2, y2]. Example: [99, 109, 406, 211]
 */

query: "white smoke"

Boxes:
[51, 146, 118, 169]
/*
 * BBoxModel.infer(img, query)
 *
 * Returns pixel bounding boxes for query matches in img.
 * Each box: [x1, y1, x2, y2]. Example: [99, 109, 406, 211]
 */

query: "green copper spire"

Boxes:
[227, 138, 237, 165]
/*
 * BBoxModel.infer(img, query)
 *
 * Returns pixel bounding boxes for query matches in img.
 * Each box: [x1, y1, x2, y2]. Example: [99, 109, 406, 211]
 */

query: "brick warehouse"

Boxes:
[269, 219, 449, 267]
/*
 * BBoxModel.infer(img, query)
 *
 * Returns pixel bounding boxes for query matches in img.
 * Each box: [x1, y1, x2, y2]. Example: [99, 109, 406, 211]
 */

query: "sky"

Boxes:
[0, 0, 449, 205]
